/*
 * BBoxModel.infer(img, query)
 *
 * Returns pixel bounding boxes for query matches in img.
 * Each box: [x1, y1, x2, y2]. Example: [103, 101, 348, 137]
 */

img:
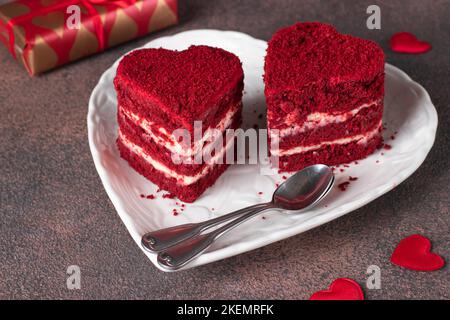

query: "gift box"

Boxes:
[0, 0, 178, 75]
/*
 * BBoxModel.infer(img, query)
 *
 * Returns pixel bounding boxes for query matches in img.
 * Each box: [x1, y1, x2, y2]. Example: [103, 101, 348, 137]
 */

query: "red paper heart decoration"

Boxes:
[390, 32, 432, 54]
[309, 278, 364, 300]
[391, 234, 445, 271]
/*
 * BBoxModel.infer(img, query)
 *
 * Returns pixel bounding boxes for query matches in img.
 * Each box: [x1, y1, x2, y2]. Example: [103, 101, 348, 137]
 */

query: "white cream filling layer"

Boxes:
[119, 130, 232, 185]
[121, 104, 239, 158]
[271, 121, 382, 156]
[272, 100, 380, 138]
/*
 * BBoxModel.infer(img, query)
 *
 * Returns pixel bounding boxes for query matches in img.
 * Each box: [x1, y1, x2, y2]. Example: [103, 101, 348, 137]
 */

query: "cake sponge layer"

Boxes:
[264, 22, 384, 95]
[276, 101, 383, 150]
[115, 46, 244, 134]
[117, 105, 242, 176]
[278, 133, 382, 171]
[117, 137, 231, 203]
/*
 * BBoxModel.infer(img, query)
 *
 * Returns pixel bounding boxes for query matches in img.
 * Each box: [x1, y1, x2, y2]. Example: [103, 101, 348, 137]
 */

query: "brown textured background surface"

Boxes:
[1, 0, 449, 300]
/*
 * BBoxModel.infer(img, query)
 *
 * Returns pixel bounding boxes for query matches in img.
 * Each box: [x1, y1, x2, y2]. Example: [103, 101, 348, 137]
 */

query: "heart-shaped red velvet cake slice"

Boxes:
[391, 234, 445, 271]
[114, 46, 244, 202]
[264, 22, 385, 171]
[309, 278, 364, 300]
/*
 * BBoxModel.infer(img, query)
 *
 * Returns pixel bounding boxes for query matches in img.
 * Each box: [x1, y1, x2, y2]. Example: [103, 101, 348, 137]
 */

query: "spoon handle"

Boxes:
[142, 203, 267, 252]
[157, 203, 273, 270]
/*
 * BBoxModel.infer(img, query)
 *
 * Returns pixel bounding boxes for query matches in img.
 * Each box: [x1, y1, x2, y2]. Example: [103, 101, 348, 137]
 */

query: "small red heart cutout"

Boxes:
[391, 234, 445, 271]
[390, 32, 431, 54]
[309, 278, 364, 300]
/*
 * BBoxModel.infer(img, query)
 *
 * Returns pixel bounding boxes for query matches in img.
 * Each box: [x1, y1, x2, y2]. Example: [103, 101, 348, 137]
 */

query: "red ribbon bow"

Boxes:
[2, 0, 137, 59]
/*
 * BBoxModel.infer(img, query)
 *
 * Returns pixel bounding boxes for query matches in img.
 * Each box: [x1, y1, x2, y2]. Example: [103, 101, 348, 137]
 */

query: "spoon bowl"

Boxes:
[273, 164, 334, 210]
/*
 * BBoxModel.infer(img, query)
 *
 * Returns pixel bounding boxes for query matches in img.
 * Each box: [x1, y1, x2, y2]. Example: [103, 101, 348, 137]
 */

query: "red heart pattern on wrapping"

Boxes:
[309, 278, 364, 300]
[391, 234, 445, 271]
[390, 32, 431, 54]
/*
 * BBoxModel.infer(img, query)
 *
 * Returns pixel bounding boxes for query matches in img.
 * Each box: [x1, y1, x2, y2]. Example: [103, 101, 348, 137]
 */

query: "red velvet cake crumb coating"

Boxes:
[265, 22, 385, 172]
[265, 22, 384, 92]
[115, 45, 244, 133]
[115, 45, 244, 203]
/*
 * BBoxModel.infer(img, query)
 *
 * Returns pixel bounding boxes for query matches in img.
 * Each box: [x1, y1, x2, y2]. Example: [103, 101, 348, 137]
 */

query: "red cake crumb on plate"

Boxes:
[338, 181, 350, 191]
[264, 22, 385, 171]
[114, 45, 244, 203]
